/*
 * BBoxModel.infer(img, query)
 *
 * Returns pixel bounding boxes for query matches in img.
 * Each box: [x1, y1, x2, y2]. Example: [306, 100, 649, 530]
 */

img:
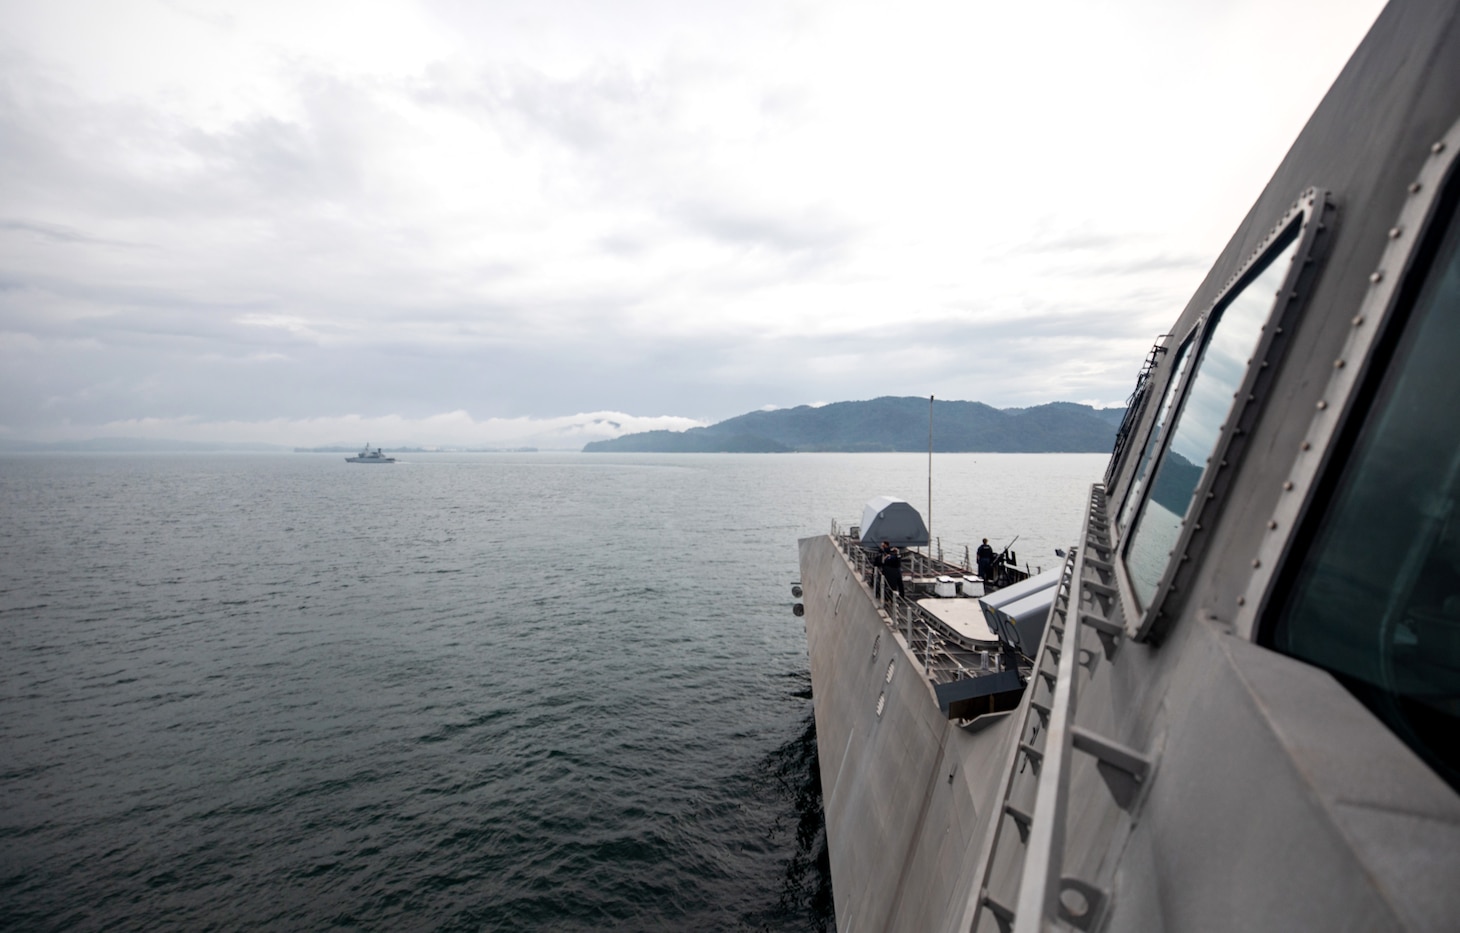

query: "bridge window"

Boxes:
[1269, 189, 1460, 790]
[1125, 228, 1301, 608]
[1116, 336, 1195, 535]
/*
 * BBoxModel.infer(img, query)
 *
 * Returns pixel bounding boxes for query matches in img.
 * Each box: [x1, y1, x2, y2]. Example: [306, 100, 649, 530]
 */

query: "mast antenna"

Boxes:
[928, 395, 934, 557]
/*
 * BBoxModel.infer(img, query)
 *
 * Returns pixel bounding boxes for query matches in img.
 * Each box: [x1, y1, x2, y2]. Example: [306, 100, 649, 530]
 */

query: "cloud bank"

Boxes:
[75, 410, 704, 450]
[0, 0, 1385, 445]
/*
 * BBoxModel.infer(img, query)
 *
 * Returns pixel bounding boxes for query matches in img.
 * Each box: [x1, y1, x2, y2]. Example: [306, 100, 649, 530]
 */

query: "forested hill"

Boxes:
[582, 397, 1125, 453]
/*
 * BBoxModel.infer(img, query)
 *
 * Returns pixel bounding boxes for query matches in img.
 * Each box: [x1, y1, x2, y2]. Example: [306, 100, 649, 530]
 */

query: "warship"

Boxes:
[345, 443, 395, 463]
[795, 1, 1460, 930]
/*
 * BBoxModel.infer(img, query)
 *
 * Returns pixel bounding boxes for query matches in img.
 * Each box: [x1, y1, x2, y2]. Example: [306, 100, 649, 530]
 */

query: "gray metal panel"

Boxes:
[801, 3, 1460, 930]
[995, 589, 1056, 655]
[859, 496, 931, 548]
[1114, 0, 1460, 636]
[996, 589, 1054, 623]
[933, 669, 1023, 718]
[977, 566, 1062, 610]
[1233, 115, 1460, 640]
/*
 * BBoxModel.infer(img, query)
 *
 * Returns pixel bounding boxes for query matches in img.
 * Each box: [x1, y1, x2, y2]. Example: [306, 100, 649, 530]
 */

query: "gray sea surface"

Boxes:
[0, 451, 1105, 931]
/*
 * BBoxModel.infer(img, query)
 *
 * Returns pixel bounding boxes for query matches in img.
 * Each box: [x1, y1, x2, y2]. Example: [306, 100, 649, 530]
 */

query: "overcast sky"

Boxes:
[1, 0, 1386, 448]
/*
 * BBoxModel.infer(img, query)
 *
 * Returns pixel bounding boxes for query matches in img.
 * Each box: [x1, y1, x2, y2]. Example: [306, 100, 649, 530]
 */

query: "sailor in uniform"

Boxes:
[976, 538, 996, 583]
[877, 541, 904, 597]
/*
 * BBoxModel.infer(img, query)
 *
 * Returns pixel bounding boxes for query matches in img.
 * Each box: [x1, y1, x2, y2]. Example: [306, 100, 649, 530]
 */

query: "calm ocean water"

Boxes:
[0, 451, 1106, 931]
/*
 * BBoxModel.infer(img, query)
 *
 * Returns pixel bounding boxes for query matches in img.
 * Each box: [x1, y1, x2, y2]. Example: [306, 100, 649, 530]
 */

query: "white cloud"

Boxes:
[0, 0, 1388, 443]
[76, 409, 704, 449]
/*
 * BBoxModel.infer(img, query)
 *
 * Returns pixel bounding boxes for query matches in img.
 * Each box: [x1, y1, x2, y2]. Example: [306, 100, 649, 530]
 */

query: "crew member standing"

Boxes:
[976, 538, 996, 583]
[877, 540, 905, 598]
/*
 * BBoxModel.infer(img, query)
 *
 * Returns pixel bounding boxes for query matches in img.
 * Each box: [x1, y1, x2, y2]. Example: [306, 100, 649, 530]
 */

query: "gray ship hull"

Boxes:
[801, 527, 1460, 932]
[801, 534, 1013, 932]
[799, 3, 1460, 928]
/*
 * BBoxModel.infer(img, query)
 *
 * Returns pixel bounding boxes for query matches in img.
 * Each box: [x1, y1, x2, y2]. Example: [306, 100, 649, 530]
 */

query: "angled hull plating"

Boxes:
[800, 2, 1460, 930]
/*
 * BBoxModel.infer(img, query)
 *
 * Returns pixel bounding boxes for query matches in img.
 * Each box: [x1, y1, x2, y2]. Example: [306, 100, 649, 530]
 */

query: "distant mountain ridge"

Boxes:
[582, 397, 1125, 453]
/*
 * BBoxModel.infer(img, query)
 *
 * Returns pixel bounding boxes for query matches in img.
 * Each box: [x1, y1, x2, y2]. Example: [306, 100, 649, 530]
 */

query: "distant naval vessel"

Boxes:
[796, 1, 1460, 929]
[345, 443, 395, 463]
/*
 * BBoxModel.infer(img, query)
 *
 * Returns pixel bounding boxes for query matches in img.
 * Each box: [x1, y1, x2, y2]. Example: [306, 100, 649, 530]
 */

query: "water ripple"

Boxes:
[0, 451, 1104, 931]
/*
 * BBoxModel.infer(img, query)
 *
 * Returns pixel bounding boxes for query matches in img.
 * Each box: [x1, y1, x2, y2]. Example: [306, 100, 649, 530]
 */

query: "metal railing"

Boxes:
[831, 519, 1040, 584]
[831, 531, 1015, 686]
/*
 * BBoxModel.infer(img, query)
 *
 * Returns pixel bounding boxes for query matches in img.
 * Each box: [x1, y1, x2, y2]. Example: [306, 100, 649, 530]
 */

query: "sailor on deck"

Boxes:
[876, 541, 904, 597]
[976, 538, 996, 582]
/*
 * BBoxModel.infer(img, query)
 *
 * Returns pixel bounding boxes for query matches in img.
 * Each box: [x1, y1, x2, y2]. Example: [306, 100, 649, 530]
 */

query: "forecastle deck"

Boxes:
[799, 532, 1023, 932]
[802, 485, 1460, 932]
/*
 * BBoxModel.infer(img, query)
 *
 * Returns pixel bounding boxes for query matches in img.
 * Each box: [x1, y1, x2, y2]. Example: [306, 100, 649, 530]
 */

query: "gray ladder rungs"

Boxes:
[1079, 612, 1122, 637]
[982, 891, 1016, 928]
[1018, 742, 1044, 770]
[1004, 802, 1033, 843]
[1070, 726, 1150, 778]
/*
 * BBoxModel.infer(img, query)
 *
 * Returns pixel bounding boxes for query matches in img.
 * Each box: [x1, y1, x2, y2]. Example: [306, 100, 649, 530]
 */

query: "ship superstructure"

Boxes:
[797, 2, 1460, 929]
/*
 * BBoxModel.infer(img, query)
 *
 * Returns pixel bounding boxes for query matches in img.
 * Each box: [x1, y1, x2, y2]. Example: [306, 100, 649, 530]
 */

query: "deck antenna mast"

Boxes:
[927, 394, 933, 558]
